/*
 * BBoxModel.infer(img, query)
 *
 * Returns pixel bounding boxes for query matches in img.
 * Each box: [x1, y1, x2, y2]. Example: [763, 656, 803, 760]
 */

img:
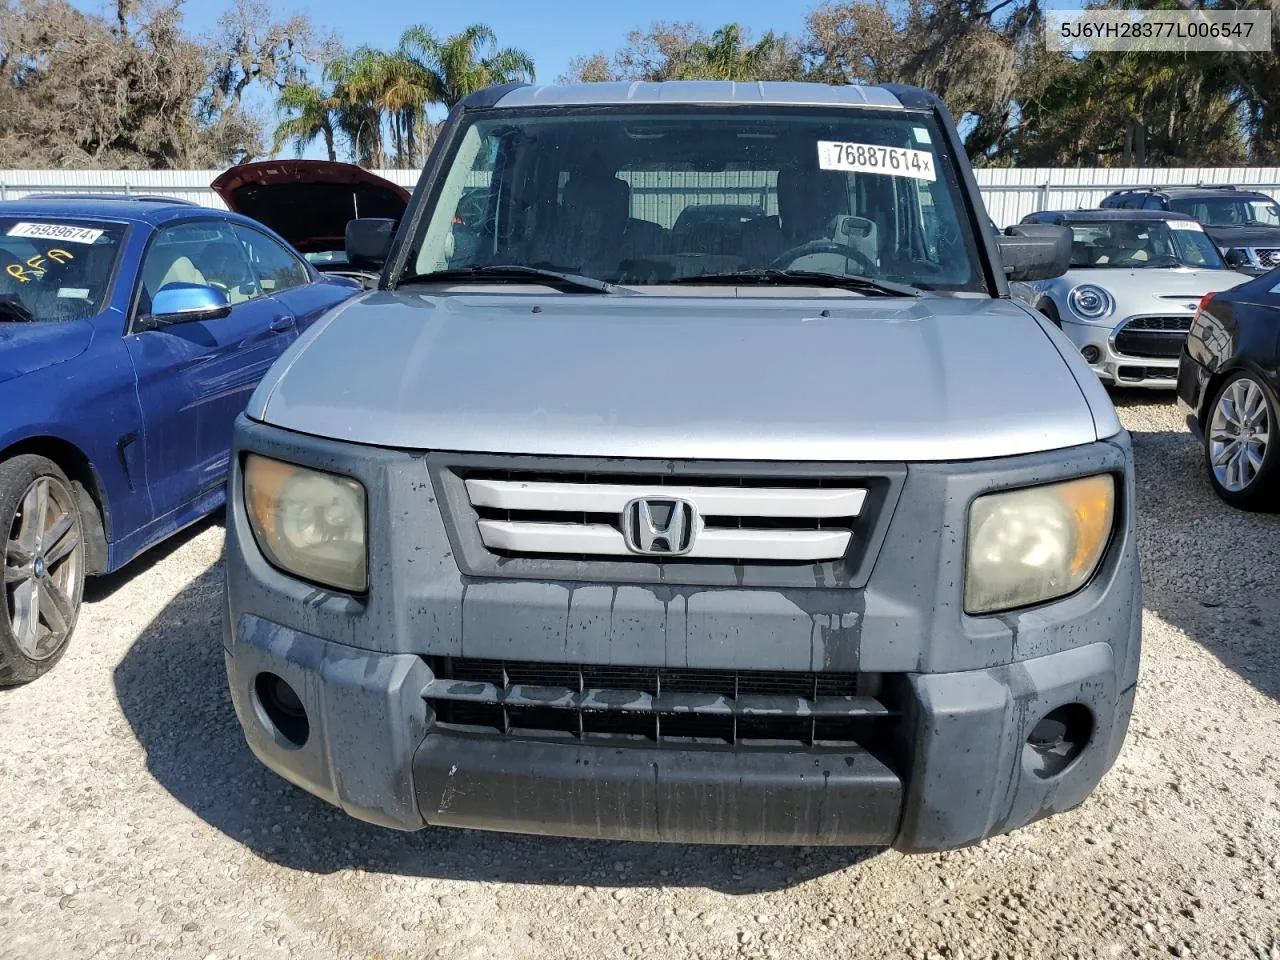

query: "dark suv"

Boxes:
[1100, 186, 1280, 275]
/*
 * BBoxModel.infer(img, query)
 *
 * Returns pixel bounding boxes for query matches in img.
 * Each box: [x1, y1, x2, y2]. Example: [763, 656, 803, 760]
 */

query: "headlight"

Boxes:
[965, 475, 1115, 615]
[1067, 284, 1114, 321]
[244, 454, 368, 592]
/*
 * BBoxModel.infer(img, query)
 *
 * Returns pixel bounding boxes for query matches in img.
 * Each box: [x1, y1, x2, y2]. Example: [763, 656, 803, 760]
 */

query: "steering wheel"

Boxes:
[769, 240, 878, 274]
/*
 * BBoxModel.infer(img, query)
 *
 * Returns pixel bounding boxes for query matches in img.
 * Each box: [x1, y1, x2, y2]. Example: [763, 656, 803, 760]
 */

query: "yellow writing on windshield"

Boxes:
[4, 249, 74, 284]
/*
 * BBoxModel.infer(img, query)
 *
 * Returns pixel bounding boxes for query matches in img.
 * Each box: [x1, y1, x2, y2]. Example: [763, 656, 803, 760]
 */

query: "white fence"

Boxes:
[977, 167, 1280, 226]
[2, 166, 1278, 227]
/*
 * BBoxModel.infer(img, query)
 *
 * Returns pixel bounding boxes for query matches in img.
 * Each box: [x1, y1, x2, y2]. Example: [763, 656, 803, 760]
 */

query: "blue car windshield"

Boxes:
[0, 218, 126, 322]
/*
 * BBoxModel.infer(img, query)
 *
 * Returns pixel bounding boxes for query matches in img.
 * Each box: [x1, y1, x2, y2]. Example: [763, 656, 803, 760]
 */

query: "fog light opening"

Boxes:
[1024, 703, 1093, 780]
[254, 672, 310, 748]
[1080, 345, 1101, 364]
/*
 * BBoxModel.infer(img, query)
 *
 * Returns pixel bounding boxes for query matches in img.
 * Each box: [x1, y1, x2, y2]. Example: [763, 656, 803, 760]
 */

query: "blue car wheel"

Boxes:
[0, 455, 86, 686]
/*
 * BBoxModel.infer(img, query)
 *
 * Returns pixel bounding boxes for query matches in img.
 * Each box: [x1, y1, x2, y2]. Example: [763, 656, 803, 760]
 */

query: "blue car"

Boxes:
[0, 194, 363, 684]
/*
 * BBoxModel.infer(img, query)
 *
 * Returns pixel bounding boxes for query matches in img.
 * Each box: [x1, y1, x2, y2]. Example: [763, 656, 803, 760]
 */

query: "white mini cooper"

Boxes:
[1010, 209, 1249, 389]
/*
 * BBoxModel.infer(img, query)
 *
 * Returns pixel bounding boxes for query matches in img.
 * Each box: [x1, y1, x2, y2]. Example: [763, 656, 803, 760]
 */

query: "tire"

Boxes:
[0, 455, 86, 686]
[1203, 371, 1280, 511]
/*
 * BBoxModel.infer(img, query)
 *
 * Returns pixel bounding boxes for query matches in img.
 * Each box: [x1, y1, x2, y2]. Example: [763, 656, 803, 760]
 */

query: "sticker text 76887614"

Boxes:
[817, 141, 937, 182]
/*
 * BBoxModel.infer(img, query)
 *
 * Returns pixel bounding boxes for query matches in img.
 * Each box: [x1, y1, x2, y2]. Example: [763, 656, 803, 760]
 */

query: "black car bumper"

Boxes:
[1177, 348, 1211, 439]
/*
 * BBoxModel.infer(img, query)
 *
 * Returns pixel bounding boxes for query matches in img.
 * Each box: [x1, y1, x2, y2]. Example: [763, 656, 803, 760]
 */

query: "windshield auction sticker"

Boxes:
[7, 222, 104, 245]
[817, 141, 936, 182]
[1166, 220, 1203, 231]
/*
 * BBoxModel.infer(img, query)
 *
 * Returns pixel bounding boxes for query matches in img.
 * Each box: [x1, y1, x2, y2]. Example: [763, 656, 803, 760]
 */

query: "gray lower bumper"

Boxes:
[225, 614, 1136, 851]
[415, 736, 902, 845]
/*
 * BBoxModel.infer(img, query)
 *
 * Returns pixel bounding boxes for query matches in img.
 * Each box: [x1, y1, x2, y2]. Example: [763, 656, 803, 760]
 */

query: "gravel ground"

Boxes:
[3, 393, 1280, 960]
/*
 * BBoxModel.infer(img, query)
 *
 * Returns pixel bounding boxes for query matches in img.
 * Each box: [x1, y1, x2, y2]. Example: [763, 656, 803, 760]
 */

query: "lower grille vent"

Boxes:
[424, 657, 893, 748]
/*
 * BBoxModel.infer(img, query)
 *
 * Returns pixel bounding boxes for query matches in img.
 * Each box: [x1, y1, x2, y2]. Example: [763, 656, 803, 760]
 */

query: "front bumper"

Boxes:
[1176, 348, 1211, 439]
[227, 615, 1135, 850]
[222, 417, 1142, 852]
[1061, 318, 1180, 389]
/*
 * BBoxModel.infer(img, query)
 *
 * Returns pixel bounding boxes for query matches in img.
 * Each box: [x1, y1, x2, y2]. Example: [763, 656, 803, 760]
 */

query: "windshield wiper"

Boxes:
[668, 269, 923, 297]
[398, 264, 624, 295]
[0, 295, 34, 323]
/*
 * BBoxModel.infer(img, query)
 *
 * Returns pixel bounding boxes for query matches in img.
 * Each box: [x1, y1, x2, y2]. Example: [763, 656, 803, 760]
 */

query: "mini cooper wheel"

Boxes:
[1205, 372, 1279, 511]
[0, 456, 86, 686]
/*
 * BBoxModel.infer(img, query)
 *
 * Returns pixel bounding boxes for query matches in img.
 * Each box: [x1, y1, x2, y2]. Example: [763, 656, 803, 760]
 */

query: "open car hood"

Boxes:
[210, 161, 410, 254]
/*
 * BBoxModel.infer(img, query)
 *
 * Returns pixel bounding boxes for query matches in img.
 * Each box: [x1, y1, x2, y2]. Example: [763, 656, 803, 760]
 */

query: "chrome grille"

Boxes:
[428, 454, 905, 589]
[425, 657, 893, 747]
[466, 476, 866, 562]
[1255, 248, 1280, 269]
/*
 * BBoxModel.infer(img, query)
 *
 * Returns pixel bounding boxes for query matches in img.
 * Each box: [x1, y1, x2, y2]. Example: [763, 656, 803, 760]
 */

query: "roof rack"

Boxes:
[15, 193, 202, 206]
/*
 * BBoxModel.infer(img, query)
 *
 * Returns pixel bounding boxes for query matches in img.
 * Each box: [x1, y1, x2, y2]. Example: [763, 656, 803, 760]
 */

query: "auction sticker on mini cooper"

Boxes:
[6, 222, 104, 245]
[817, 141, 937, 181]
[1166, 219, 1204, 231]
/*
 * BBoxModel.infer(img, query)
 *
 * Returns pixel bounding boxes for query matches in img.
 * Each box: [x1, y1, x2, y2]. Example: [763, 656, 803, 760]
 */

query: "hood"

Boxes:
[250, 292, 1100, 462]
[0, 320, 93, 386]
[1065, 266, 1251, 309]
[1200, 224, 1280, 249]
[210, 161, 410, 253]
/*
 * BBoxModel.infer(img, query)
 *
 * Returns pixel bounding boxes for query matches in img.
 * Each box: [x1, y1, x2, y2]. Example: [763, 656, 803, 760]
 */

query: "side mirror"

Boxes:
[997, 224, 1073, 282]
[1223, 248, 1250, 269]
[345, 218, 397, 272]
[147, 282, 231, 327]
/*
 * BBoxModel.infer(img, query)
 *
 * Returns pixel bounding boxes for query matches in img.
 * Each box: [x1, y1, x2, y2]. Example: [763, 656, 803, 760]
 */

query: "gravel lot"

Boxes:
[3, 393, 1279, 960]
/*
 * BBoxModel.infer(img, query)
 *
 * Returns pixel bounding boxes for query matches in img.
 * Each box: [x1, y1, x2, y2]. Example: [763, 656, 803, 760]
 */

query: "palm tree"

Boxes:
[399, 24, 536, 111]
[271, 25, 534, 169]
[325, 48, 388, 168]
[679, 24, 785, 81]
[273, 82, 337, 161]
[365, 42, 437, 167]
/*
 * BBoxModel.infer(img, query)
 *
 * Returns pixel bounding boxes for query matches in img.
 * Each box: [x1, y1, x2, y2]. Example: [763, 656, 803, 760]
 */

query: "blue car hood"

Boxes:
[0, 321, 94, 386]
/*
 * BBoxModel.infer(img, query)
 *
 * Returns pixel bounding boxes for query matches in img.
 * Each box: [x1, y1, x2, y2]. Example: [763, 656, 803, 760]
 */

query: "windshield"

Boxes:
[1064, 219, 1227, 269]
[405, 106, 986, 294]
[0, 217, 126, 321]
[1168, 197, 1280, 228]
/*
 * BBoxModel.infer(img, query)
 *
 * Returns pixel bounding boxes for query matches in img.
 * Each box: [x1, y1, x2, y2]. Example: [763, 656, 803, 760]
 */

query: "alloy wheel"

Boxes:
[1209, 377, 1272, 494]
[3, 476, 83, 660]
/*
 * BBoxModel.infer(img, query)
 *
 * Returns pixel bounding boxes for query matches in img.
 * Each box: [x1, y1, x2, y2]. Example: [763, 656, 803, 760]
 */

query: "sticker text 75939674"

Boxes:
[6, 222, 104, 245]
[817, 141, 937, 182]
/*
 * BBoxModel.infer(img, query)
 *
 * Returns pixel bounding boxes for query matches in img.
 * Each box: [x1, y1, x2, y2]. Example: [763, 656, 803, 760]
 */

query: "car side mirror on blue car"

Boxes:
[997, 224, 1073, 282]
[145, 283, 232, 329]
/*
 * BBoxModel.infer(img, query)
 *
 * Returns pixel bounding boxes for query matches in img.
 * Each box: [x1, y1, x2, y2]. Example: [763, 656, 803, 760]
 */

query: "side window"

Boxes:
[232, 225, 310, 294]
[1143, 196, 1165, 210]
[138, 220, 260, 316]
